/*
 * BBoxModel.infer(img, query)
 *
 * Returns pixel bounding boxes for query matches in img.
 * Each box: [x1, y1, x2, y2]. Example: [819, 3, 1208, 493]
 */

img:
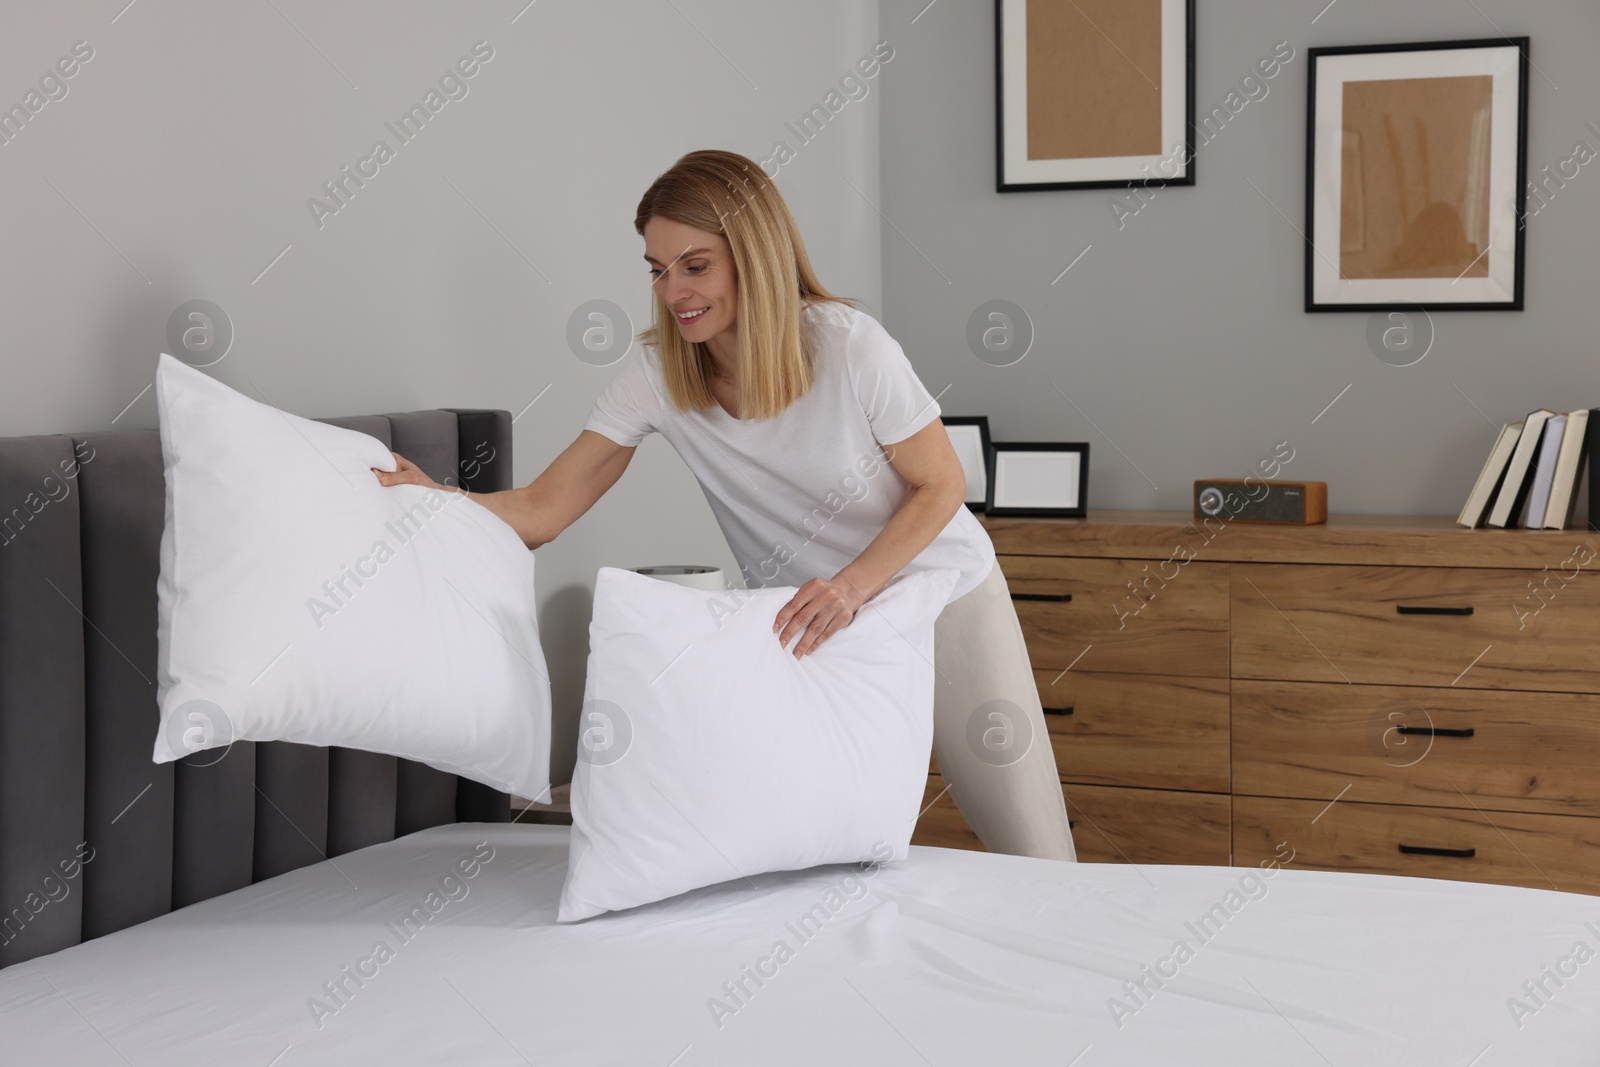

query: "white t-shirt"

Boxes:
[582, 300, 996, 604]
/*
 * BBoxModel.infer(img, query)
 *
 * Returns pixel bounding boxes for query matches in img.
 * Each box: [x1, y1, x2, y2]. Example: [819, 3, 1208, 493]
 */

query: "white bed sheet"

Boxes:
[2, 823, 1597, 1065]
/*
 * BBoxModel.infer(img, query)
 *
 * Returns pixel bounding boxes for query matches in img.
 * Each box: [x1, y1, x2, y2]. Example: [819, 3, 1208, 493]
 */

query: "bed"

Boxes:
[2, 407, 1598, 1064]
[0, 407, 514, 968]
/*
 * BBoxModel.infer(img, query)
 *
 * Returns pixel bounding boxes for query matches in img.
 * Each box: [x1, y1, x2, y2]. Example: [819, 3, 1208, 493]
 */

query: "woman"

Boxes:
[375, 149, 1075, 861]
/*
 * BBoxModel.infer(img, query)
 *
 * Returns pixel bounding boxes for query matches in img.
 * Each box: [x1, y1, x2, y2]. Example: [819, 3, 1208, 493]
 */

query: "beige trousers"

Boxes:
[929, 559, 1077, 861]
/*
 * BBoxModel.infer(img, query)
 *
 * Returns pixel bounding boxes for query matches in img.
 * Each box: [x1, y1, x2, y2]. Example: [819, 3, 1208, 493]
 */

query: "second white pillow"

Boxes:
[558, 565, 959, 922]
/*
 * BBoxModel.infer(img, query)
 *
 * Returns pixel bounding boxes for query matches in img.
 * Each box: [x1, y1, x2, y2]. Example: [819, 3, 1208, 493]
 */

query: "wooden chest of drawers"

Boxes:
[912, 510, 1600, 895]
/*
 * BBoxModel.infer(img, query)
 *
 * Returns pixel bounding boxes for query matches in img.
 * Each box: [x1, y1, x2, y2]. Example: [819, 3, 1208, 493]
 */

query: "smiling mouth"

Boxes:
[676, 307, 709, 322]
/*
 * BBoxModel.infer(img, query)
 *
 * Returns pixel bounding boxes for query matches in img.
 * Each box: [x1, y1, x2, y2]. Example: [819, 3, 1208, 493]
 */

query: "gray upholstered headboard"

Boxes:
[0, 406, 516, 970]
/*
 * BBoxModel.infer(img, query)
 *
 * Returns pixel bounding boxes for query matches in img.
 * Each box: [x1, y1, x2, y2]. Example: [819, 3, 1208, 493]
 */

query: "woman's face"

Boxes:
[643, 216, 738, 352]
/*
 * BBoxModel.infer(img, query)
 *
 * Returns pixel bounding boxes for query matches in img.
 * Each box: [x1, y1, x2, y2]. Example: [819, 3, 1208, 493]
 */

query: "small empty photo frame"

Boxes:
[942, 416, 992, 511]
[986, 443, 1089, 518]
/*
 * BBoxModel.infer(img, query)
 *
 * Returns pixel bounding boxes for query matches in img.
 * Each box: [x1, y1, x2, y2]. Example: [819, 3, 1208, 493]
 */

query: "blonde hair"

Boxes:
[634, 149, 856, 420]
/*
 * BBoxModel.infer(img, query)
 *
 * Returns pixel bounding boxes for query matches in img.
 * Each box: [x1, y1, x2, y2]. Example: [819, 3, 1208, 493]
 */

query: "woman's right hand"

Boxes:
[372, 452, 444, 491]
[367, 431, 635, 550]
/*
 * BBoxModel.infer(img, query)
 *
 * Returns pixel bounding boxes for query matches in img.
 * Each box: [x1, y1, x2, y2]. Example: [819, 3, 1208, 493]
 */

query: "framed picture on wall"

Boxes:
[996, 0, 1196, 192]
[985, 442, 1089, 518]
[1305, 37, 1530, 311]
[942, 416, 992, 511]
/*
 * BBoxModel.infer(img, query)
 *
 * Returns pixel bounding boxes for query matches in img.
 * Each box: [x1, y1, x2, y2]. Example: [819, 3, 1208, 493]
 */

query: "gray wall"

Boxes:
[12, 0, 1592, 795]
[0, 1, 884, 789]
[879, 0, 1599, 519]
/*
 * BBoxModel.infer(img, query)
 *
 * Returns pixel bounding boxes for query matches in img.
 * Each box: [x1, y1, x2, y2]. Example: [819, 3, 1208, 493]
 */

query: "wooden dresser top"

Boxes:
[981, 510, 1600, 569]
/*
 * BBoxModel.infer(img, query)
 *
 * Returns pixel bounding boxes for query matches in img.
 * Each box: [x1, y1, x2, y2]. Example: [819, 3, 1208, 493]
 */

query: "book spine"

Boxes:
[1588, 409, 1600, 534]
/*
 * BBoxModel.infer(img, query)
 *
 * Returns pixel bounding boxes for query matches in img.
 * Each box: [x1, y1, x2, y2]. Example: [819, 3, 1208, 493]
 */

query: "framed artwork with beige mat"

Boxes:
[1305, 37, 1530, 311]
[996, 0, 1196, 192]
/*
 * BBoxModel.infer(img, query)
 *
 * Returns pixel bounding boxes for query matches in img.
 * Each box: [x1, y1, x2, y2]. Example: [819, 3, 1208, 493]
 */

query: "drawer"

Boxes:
[1232, 563, 1600, 692]
[1066, 784, 1231, 865]
[911, 777, 1231, 865]
[1234, 681, 1600, 817]
[912, 775, 984, 851]
[1000, 555, 1228, 677]
[1234, 795, 1600, 895]
[1036, 670, 1230, 793]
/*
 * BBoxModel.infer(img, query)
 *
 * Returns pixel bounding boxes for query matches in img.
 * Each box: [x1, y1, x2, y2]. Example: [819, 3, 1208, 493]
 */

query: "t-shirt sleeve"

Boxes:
[582, 353, 662, 448]
[846, 313, 942, 446]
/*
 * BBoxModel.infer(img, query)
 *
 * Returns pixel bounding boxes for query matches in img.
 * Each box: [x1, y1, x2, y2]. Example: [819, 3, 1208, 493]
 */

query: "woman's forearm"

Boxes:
[832, 482, 965, 607]
[382, 432, 631, 552]
[447, 486, 559, 550]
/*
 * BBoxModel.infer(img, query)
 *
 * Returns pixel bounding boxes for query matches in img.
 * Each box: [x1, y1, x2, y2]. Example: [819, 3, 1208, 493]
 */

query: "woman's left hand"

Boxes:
[773, 577, 866, 659]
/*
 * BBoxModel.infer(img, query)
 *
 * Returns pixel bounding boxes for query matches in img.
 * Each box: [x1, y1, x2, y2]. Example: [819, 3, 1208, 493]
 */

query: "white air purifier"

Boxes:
[631, 565, 726, 591]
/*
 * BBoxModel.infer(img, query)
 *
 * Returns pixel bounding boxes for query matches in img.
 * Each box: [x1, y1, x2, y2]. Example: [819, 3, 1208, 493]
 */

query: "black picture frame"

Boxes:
[942, 416, 992, 512]
[996, 0, 1196, 192]
[1304, 36, 1530, 312]
[985, 442, 1090, 518]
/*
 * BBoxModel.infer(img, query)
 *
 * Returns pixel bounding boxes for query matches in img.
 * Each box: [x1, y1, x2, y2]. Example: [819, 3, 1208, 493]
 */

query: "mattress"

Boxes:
[3, 823, 1597, 1065]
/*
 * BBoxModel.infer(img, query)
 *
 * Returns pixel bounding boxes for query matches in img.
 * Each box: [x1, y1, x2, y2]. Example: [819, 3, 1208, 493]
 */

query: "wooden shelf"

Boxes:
[982, 510, 1598, 569]
[914, 510, 1600, 892]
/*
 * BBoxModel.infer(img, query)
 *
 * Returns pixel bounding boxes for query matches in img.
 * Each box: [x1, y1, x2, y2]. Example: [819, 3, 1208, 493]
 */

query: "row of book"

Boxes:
[1457, 408, 1595, 529]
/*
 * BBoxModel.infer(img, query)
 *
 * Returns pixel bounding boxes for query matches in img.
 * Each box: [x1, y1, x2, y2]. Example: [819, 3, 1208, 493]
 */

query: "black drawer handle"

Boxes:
[1011, 592, 1072, 603]
[1398, 844, 1476, 859]
[1042, 706, 1075, 716]
[1395, 725, 1475, 738]
[1396, 605, 1474, 616]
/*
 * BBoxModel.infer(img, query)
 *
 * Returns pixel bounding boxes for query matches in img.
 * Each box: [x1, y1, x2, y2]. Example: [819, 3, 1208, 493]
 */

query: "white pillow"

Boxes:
[151, 353, 551, 802]
[558, 565, 959, 921]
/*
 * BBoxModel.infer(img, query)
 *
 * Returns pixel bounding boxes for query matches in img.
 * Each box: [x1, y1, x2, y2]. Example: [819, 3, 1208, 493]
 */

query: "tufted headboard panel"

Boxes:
[0, 406, 516, 970]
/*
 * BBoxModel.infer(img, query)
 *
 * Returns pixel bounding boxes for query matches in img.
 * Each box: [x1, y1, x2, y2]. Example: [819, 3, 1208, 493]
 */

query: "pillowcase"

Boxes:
[558, 564, 959, 921]
[150, 353, 551, 801]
